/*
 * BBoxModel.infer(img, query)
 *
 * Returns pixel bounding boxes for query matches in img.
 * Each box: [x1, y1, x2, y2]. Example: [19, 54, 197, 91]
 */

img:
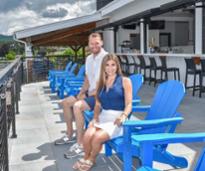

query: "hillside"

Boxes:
[0, 34, 13, 42]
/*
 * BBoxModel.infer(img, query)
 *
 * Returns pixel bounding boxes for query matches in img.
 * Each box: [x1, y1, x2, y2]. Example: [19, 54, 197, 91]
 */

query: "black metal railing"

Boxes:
[23, 55, 85, 83]
[0, 58, 23, 171]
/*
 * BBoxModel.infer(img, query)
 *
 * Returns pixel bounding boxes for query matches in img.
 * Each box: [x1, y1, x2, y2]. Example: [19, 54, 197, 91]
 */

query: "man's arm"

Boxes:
[76, 75, 89, 99]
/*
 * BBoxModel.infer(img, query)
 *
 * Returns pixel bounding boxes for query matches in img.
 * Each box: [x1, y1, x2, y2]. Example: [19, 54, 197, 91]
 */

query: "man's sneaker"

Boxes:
[54, 135, 76, 145]
[64, 143, 84, 159]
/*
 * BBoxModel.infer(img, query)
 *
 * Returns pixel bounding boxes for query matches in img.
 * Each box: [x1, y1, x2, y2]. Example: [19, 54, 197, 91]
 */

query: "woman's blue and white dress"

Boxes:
[94, 75, 125, 139]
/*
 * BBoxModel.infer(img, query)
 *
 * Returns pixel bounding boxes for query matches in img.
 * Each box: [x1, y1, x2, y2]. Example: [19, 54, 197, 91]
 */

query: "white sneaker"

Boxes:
[64, 143, 84, 159]
[54, 135, 76, 145]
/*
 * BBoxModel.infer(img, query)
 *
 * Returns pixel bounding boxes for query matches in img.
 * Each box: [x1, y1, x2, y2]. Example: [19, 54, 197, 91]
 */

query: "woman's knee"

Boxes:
[91, 135, 103, 145]
[92, 131, 109, 144]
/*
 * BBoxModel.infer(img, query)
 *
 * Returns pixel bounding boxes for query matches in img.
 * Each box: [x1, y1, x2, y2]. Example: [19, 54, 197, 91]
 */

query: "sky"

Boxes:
[0, 0, 96, 35]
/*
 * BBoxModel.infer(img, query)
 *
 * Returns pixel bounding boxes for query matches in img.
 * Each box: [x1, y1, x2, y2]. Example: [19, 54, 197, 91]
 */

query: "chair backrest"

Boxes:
[149, 57, 157, 68]
[127, 56, 135, 74]
[65, 61, 72, 71]
[137, 55, 146, 67]
[76, 65, 85, 77]
[129, 74, 144, 100]
[159, 56, 167, 68]
[195, 147, 205, 171]
[184, 58, 196, 71]
[146, 80, 185, 122]
[200, 59, 205, 73]
[69, 63, 78, 74]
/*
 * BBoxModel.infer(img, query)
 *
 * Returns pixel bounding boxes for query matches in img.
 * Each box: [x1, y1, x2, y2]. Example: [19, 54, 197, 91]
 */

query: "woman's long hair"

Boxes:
[96, 53, 122, 100]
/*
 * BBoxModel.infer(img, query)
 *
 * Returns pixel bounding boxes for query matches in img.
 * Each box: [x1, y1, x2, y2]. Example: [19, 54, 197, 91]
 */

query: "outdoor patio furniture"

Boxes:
[184, 58, 201, 96]
[148, 57, 163, 86]
[118, 55, 129, 75]
[135, 132, 205, 171]
[132, 55, 140, 74]
[126, 55, 136, 75]
[159, 56, 180, 81]
[84, 74, 144, 128]
[137, 55, 151, 82]
[49, 62, 77, 93]
[48, 61, 72, 79]
[55, 65, 84, 99]
[199, 59, 205, 97]
[104, 80, 185, 171]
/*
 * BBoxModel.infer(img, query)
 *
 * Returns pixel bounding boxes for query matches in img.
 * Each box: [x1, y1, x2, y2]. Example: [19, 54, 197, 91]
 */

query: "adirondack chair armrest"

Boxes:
[132, 99, 141, 104]
[132, 105, 151, 112]
[132, 132, 205, 145]
[65, 77, 84, 82]
[123, 117, 184, 129]
[122, 117, 184, 144]
[137, 166, 160, 171]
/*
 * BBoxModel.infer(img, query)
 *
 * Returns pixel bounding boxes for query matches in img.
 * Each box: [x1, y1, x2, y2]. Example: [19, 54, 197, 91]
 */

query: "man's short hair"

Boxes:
[89, 32, 102, 40]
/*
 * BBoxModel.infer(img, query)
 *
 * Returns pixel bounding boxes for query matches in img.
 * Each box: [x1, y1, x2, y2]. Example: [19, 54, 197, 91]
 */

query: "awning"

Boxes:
[95, 0, 201, 30]
[14, 13, 108, 46]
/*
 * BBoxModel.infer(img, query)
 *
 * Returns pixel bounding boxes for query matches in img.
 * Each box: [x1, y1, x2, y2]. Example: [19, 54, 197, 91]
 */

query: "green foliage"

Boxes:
[77, 48, 83, 57]
[5, 51, 16, 60]
[63, 47, 74, 56]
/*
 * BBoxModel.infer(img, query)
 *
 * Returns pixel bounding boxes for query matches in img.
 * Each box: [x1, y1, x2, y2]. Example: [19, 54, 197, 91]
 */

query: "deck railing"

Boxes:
[23, 55, 84, 83]
[0, 58, 23, 171]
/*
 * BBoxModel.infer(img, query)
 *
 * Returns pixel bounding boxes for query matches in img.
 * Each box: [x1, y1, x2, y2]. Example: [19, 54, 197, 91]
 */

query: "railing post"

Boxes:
[6, 78, 17, 138]
[0, 89, 9, 171]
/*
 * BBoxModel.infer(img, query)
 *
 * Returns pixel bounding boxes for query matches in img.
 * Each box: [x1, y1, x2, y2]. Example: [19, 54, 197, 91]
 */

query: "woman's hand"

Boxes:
[88, 118, 98, 127]
[114, 114, 127, 127]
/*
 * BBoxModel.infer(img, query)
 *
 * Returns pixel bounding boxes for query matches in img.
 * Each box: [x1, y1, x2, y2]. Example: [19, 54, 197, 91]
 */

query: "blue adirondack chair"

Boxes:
[50, 63, 77, 93]
[48, 61, 72, 79]
[135, 132, 205, 171]
[49, 61, 73, 92]
[57, 65, 85, 99]
[84, 74, 144, 128]
[104, 80, 186, 171]
[49, 61, 72, 87]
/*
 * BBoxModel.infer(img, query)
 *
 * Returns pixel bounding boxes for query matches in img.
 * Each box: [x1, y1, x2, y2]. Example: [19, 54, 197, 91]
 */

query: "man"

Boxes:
[55, 32, 108, 159]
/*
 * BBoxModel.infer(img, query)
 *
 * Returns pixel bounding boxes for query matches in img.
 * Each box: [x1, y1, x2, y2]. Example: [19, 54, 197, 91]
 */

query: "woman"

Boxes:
[73, 53, 132, 171]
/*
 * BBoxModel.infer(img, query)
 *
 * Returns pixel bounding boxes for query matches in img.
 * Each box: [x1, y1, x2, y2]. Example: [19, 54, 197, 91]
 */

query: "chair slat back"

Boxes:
[130, 74, 143, 100]
[159, 56, 167, 68]
[76, 65, 85, 77]
[138, 55, 146, 67]
[185, 58, 196, 71]
[69, 63, 78, 74]
[146, 80, 185, 121]
[149, 57, 157, 68]
[65, 61, 72, 71]
[200, 59, 205, 73]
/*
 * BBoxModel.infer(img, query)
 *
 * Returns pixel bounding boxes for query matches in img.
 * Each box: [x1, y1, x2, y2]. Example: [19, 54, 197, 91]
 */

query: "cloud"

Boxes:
[0, 0, 96, 35]
[42, 7, 68, 18]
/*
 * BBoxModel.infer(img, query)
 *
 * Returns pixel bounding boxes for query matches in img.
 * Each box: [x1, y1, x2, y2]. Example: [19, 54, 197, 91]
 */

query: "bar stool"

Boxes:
[137, 55, 151, 82]
[184, 58, 201, 96]
[118, 55, 129, 75]
[199, 59, 205, 97]
[126, 55, 136, 75]
[149, 57, 163, 86]
[132, 55, 140, 73]
[159, 56, 180, 81]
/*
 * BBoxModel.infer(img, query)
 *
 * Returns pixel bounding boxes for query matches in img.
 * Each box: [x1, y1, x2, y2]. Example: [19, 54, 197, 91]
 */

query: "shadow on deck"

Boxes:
[9, 81, 205, 171]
